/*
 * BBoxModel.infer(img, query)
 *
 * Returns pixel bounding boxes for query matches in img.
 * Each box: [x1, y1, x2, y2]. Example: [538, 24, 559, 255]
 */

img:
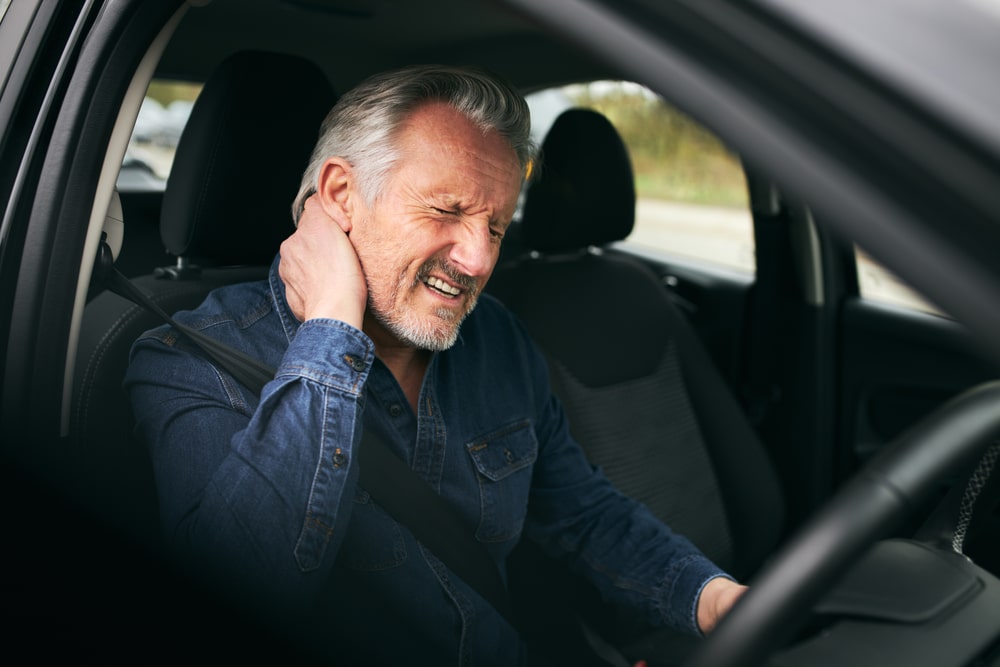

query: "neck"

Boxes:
[365, 318, 431, 414]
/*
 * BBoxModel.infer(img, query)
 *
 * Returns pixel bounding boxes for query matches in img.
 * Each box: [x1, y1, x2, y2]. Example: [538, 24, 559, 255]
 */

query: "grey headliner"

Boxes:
[158, 0, 617, 93]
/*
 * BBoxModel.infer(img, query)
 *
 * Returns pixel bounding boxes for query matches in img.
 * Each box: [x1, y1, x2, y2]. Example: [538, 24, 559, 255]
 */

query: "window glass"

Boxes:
[118, 79, 201, 192]
[855, 248, 945, 316]
[525, 81, 755, 273]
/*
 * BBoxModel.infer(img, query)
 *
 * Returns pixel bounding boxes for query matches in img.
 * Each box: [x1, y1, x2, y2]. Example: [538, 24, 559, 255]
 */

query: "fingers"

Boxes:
[279, 194, 367, 326]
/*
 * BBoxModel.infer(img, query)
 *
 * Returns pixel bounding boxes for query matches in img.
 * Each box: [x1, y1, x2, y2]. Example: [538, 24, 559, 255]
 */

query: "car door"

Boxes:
[834, 243, 1000, 481]
[2, 0, 183, 455]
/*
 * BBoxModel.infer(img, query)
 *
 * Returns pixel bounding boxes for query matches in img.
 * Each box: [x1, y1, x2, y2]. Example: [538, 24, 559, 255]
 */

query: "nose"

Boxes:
[448, 221, 497, 279]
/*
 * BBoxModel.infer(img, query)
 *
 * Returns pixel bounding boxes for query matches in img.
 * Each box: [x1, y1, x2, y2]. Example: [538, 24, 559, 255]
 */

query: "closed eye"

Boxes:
[432, 205, 504, 241]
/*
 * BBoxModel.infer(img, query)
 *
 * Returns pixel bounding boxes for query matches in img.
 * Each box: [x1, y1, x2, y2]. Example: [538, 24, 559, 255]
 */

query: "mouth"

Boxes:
[423, 275, 463, 297]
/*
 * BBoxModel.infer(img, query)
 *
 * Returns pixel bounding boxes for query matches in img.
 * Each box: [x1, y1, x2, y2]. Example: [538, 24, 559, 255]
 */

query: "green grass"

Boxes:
[145, 80, 201, 107]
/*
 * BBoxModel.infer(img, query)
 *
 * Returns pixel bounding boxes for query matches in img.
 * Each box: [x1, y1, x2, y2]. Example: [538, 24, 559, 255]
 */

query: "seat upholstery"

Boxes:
[70, 51, 336, 544]
[488, 108, 785, 659]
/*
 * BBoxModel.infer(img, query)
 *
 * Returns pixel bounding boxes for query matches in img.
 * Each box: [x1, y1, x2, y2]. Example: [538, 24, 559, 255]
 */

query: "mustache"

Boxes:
[415, 259, 479, 294]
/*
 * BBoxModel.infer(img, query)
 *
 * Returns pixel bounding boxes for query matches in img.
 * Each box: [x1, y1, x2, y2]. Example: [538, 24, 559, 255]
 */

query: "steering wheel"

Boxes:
[683, 380, 1000, 667]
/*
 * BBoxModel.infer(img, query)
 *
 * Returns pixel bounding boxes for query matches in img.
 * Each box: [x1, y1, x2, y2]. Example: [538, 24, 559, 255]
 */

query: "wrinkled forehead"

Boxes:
[394, 104, 523, 204]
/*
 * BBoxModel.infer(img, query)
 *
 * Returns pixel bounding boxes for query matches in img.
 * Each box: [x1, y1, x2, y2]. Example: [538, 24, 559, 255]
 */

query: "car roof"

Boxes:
[157, 0, 618, 94]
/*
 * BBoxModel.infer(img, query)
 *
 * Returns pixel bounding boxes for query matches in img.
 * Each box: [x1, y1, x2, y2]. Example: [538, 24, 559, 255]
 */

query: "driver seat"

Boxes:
[70, 50, 337, 546]
[488, 108, 786, 662]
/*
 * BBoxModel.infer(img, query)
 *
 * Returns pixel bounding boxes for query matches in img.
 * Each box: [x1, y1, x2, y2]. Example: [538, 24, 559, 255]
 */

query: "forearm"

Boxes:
[525, 395, 733, 636]
[527, 474, 730, 635]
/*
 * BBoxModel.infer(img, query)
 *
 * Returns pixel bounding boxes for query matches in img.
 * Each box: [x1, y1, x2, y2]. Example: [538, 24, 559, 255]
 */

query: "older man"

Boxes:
[126, 64, 744, 666]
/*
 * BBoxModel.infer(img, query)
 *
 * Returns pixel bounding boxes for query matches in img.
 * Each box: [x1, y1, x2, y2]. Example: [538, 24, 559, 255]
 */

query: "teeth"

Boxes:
[426, 277, 461, 296]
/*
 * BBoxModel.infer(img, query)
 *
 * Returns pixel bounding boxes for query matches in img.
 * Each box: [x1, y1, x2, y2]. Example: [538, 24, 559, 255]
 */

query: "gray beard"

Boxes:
[369, 294, 478, 351]
[365, 257, 481, 351]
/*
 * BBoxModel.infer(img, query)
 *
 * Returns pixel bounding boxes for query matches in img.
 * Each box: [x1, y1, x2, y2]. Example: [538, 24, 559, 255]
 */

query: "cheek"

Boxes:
[356, 217, 447, 280]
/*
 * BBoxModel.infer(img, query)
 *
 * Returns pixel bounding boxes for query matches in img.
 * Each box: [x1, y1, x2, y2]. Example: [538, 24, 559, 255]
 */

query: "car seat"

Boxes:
[487, 108, 786, 663]
[70, 50, 337, 546]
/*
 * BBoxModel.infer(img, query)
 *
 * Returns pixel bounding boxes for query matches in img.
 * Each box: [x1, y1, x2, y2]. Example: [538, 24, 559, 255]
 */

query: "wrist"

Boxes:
[304, 297, 364, 329]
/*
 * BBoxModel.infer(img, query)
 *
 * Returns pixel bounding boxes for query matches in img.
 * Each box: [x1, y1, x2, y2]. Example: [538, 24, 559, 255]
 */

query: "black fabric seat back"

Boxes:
[488, 109, 785, 657]
[70, 51, 336, 544]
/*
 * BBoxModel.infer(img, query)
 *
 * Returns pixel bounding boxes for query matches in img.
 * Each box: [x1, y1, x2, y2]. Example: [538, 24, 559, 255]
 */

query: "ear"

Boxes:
[316, 157, 356, 234]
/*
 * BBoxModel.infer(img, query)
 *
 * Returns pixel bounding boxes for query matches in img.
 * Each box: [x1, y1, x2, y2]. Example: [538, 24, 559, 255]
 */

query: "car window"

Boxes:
[855, 248, 945, 316]
[526, 81, 755, 274]
[118, 79, 201, 192]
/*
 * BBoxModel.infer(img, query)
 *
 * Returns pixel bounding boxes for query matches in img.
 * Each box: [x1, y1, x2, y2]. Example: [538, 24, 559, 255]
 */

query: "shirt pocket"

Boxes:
[466, 420, 538, 544]
[337, 488, 408, 571]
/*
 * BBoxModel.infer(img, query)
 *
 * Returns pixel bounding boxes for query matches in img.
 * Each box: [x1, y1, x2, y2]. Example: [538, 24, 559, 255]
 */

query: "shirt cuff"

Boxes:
[277, 318, 375, 395]
[659, 555, 734, 636]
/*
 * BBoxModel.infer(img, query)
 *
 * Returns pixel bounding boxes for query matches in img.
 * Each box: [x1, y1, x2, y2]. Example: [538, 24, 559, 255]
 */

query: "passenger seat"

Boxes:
[488, 108, 785, 661]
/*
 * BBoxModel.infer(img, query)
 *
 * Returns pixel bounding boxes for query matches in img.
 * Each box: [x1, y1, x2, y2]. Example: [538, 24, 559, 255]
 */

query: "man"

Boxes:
[126, 65, 745, 666]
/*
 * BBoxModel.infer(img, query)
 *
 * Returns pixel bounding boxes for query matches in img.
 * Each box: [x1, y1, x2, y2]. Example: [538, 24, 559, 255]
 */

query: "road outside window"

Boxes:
[526, 81, 755, 274]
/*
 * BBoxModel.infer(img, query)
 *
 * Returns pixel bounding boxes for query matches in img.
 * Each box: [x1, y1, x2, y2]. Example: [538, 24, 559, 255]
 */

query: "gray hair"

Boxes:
[292, 64, 535, 222]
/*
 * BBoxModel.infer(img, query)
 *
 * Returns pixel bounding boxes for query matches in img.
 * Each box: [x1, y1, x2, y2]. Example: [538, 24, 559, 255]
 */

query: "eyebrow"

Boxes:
[427, 194, 509, 226]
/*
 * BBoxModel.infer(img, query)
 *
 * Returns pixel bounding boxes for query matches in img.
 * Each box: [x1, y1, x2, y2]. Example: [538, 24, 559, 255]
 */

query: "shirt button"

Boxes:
[344, 354, 366, 372]
[389, 404, 403, 417]
[333, 448, 348, 467]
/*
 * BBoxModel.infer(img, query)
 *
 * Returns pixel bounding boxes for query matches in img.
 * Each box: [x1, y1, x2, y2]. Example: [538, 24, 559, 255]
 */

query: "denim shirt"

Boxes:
[125, 255, 729, 666]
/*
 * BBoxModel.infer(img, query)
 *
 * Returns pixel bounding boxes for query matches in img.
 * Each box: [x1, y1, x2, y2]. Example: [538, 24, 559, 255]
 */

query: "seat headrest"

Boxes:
[519, 108, 635, 253]
[160, 51, 337, 265]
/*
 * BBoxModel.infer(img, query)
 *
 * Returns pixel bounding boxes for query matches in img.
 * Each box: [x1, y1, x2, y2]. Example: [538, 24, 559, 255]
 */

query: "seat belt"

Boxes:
[100, 261, 519, 629]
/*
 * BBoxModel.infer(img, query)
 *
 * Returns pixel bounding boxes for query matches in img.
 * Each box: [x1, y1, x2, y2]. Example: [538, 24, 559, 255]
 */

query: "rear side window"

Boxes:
[526, 81, 754, 274]
[856, 248, 945, 316]
[118, 79, 201, 192]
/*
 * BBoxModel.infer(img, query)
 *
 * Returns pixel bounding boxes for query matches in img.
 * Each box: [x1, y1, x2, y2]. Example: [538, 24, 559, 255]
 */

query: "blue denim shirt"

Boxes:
[125, 255, 730, 666]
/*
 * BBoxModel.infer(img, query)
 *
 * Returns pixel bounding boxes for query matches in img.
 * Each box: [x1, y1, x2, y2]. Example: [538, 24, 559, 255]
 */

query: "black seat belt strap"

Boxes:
[106, 268, 275, 392]
[356, 429, 515, 625]
[104, 264, 519, 630]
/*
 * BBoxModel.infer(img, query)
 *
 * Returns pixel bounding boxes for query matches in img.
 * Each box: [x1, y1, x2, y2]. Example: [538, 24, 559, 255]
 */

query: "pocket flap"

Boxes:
[466, 420, 537, 482]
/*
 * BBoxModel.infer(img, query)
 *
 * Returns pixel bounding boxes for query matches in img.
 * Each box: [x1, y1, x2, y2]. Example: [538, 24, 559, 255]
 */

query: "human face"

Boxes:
[350, 102, 524, 351]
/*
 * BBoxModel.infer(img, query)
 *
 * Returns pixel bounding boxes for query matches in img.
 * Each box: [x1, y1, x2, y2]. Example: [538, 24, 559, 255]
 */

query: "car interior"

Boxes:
[71, 46, 781, 662]
[4, 1, 1000, 665]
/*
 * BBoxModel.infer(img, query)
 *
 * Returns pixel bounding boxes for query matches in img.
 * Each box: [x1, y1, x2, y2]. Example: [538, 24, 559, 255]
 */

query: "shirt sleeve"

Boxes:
[125, 317, 374, 606]
[519, 338, 732, 637]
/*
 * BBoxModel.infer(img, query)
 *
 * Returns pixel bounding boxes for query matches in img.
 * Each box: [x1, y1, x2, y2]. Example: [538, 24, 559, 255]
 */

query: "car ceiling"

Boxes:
[157, 0, 617, 94]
